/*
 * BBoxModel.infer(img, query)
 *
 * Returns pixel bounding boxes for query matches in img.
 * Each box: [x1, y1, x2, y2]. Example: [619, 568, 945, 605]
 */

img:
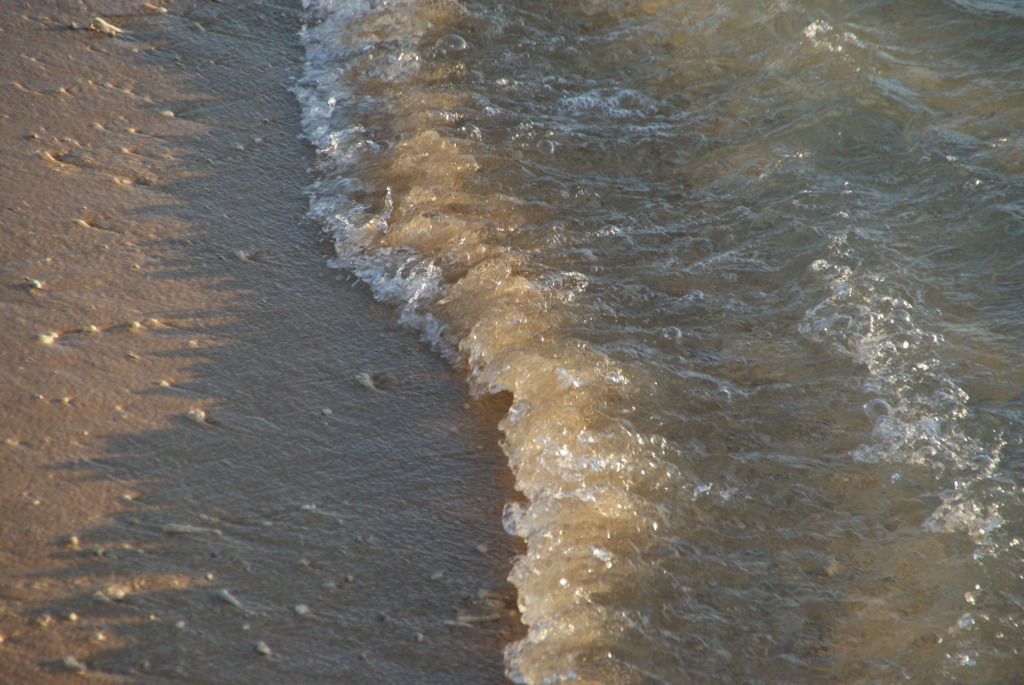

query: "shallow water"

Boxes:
[297, 0, 1024, 681]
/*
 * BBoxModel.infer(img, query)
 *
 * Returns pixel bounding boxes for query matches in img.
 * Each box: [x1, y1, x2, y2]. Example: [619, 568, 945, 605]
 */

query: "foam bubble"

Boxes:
[433, 33, 468, 55]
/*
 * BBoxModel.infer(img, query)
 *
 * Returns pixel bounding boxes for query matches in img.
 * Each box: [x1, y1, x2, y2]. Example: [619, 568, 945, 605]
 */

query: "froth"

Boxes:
[803, 243, 1014, 553]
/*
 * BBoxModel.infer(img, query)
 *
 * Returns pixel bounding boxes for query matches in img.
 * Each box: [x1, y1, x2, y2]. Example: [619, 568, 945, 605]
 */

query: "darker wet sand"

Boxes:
[0, 1, 520, 682]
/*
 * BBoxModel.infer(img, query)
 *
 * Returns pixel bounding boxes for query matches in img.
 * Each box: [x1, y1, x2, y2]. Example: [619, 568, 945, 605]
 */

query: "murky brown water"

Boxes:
[300, 0, 1024, 682]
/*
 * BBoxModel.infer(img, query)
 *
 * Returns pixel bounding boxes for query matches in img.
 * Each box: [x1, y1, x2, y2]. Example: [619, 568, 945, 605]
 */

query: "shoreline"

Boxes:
[0, 1, 520, 682]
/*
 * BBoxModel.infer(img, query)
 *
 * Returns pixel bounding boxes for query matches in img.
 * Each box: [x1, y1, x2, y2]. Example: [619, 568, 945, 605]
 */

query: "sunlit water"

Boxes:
[297, 0, 1024, 681]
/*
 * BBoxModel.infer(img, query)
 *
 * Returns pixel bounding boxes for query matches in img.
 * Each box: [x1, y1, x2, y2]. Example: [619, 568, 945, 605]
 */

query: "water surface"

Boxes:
[299, 0, 1024, 681]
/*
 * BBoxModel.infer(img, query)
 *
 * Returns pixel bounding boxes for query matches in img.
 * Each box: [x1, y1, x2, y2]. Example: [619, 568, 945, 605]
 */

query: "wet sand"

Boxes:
[0, 0, 520, 682]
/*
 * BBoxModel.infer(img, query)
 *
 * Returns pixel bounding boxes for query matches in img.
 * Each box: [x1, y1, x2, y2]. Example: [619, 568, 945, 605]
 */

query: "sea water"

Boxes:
[296, 0, 1024, 681]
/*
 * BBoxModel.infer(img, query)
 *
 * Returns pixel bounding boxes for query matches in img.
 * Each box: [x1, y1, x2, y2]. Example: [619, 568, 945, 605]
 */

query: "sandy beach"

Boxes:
[0, 0, 520, 682]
